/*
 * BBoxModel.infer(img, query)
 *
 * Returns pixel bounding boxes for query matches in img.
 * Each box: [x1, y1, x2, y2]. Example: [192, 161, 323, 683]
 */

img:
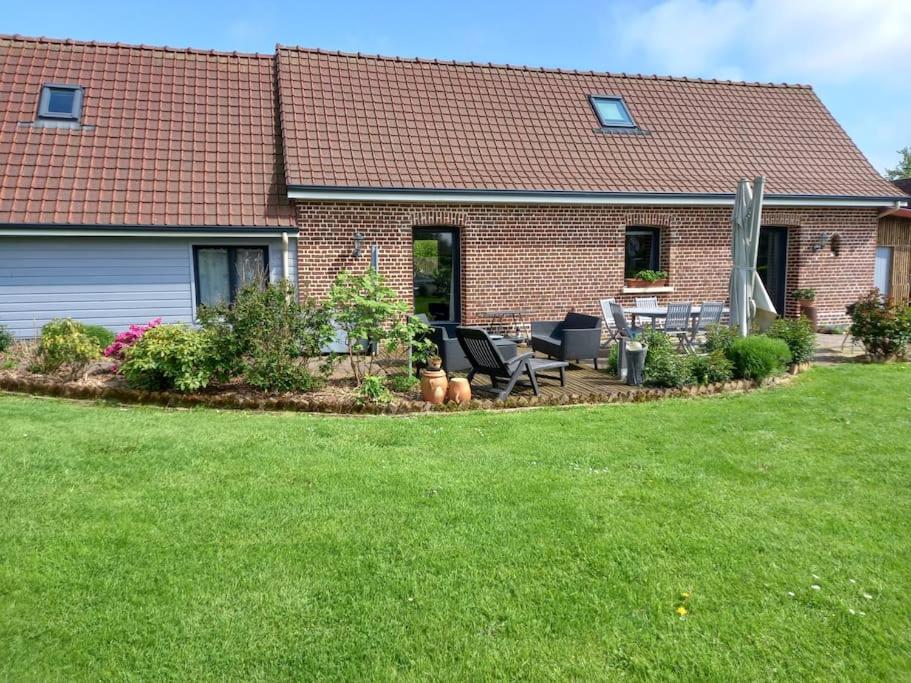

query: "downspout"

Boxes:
[281, 232, 289, 281]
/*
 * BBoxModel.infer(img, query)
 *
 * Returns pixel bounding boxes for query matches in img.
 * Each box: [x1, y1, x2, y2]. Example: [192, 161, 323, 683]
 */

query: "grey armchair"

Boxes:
[531, 312, 602, 369]
[425, 322, 517, 373]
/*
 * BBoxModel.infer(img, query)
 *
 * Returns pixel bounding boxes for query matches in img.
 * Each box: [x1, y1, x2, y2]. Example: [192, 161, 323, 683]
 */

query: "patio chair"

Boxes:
[609, 301, 641, 340]
[530, 312, 602, 369]
[635, 296, 659, 308]
[599, 298, 621, 345]
[663, 302, 693, 351]
[422, 322, 516, 373]
[689, 301, 724, 348]
[456, 327, 567, 400]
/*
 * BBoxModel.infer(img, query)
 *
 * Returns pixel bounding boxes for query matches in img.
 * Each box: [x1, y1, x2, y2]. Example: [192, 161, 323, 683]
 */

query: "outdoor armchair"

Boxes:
[530, 312, 602, 369]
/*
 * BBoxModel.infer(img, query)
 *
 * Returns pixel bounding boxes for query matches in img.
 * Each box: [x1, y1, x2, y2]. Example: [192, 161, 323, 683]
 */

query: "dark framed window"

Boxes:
[38, 84, 84, 121]
[590, 95, 636, 128]
[624, 228, 660, 278]
[412, 227, 460, 322]
[193, 246, 269, 307]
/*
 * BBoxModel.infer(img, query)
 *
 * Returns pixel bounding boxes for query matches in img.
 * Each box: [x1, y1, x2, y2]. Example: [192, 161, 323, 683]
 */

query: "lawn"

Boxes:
[1, 364, 910, 680]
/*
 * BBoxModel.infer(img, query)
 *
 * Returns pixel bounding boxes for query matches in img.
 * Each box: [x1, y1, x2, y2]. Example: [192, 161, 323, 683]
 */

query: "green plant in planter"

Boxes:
[727, 335, 791, 381]
[634, 269, 668, 283]
[848, 290, 911, 361]
[768, 317, 816, 365]
[791, 288, 816, 302]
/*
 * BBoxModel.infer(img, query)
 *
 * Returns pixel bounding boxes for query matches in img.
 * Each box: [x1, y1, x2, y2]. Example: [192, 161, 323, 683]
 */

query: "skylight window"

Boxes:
[590, 95, 635, 129]
[38, 84, 83, 121]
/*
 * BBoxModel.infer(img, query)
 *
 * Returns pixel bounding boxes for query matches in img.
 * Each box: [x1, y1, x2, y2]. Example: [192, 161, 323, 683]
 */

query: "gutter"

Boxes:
[0, 224, 299, 238]
[878, 201, 911, 219]
[287, 185, 908, 208]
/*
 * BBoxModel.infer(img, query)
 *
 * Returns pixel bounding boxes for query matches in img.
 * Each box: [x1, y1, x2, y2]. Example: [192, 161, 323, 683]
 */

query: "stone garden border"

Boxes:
[0, 364, 809, 416]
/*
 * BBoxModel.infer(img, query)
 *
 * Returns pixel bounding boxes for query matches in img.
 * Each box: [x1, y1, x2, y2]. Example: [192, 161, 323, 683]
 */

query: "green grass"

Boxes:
[1, 364, 910, 680]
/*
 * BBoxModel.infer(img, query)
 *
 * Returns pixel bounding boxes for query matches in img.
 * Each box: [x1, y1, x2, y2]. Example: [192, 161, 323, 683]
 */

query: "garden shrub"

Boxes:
[80, 324, 116, 350]
[702, 323, 736, 355]
[104, 318, 162, 366]
[768, 317, 816, 365]
[356, 374, 392, 405]
[604, 343, 619, 374]
[686, 350, 734, 385]
[120, 324, 218, 392]
[0, 324, 12, 353]
[848, 290, 911, 361]
[640, 328, 692, 388]
[326, 270, 433, 385]
[387, 372, 419, 393]
[32, 318, 101, 378]
[727, 335, 791, 382]
[198, 279, 332, 392]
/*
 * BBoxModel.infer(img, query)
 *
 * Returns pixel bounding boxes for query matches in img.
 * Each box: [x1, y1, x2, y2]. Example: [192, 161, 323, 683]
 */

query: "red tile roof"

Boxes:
[0, 35, 295, 227]
[276, 46, 900, 198]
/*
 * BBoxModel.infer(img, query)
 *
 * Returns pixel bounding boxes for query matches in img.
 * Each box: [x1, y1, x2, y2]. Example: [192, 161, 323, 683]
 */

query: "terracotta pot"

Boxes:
[624, 278, 668, 289]
[420, 369, 448, 404]
[799, 303, 818, 330]
[447, 377, 472, 404]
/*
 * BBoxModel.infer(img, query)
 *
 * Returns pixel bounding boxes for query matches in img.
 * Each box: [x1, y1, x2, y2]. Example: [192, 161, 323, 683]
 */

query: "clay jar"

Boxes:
[447, 377, 471, 404]
[420, 369, 448, 404]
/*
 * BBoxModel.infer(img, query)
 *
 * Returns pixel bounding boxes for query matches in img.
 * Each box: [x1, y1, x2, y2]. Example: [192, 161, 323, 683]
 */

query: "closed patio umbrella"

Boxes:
[729, 176, 777, 336]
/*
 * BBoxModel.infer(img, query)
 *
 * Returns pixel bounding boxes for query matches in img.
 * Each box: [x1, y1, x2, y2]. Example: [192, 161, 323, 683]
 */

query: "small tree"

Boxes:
[884, 146, 911, 180]
[326, 270, 433, 385]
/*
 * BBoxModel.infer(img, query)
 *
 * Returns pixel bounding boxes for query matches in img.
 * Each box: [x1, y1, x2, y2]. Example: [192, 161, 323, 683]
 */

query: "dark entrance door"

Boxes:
[412, 228, 460, 322]
[757, 227, 788, 314]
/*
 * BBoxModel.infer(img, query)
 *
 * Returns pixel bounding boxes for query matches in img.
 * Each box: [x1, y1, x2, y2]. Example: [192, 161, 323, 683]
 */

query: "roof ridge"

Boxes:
[275, 44, 813, 90]
[0, 33, 273, 60]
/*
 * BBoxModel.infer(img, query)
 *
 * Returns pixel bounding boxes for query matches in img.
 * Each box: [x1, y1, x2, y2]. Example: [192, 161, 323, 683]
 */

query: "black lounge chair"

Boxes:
[530, 312, 602, 369]
[456, 326, 567, 400]
[415, 317, 516, 373]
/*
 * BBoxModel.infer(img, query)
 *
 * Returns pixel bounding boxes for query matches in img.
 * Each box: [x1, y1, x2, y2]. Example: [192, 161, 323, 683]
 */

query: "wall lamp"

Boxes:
[811, 231, 840, 255]
[352, 231, 365, 258]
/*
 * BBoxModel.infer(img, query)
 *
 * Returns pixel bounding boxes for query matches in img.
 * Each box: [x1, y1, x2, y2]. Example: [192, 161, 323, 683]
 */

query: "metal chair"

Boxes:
[663, 302, 693, 351]
[689, 301, 724, 349]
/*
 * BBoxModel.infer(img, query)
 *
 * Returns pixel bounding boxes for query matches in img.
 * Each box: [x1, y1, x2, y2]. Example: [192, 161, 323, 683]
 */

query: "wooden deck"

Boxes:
[451, 356, 634, 399]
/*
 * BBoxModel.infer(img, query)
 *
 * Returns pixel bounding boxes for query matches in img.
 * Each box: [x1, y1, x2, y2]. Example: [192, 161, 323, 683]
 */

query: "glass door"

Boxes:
[412, 228, 459, 322]
[757, 227, 788, 314]
[874, 246, 893, 296]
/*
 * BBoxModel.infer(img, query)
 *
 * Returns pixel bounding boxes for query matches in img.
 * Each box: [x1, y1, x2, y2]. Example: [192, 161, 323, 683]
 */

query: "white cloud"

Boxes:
[610, 0, 911, 84]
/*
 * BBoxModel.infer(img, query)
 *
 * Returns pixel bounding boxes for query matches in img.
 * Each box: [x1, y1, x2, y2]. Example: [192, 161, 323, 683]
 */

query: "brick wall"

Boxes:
[294, 202, 879, 326]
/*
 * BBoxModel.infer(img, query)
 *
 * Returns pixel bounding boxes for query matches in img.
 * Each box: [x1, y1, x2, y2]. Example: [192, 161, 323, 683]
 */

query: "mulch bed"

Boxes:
[0, 364, 803, 415]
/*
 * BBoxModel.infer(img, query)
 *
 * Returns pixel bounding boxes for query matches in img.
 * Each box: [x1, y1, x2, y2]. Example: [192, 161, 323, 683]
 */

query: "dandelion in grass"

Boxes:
[676, 606, 688, 617]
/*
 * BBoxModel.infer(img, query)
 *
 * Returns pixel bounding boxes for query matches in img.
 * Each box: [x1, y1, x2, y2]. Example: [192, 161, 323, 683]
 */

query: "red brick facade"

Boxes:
[295, 202, 879, 326]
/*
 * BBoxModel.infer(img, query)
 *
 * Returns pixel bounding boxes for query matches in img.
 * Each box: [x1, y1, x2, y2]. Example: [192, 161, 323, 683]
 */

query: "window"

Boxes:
[38, 84, 84, 121]
[590, 95, 636, 128]
[875, 246, 893, 296]
[193, 246, 269, 307]
[624, 228, 660, 278]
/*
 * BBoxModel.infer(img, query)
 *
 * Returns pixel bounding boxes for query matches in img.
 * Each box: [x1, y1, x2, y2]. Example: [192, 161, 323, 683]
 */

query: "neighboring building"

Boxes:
[1, 35, 907, 337]
[875, 178, 911, 303]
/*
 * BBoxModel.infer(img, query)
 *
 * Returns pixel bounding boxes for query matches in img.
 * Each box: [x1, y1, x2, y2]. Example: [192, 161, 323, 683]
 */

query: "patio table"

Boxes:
[478, 308, 533, 343]
[626, 305, 730, 330]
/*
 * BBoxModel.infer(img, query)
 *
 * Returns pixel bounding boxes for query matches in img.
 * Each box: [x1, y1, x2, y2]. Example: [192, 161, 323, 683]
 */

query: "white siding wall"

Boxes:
[0, 236, 296, 338]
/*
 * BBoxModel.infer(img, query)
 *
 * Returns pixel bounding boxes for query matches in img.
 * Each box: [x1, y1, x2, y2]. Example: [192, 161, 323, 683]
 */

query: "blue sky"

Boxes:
[6, 0, 908, 174]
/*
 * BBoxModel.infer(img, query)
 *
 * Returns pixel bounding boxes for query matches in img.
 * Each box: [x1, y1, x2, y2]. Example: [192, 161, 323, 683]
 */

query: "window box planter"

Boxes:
[624, 277, 668, 289]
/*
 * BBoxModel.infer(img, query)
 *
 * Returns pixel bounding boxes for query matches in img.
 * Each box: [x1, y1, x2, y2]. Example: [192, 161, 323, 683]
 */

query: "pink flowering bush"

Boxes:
[104, 318, 162, 369]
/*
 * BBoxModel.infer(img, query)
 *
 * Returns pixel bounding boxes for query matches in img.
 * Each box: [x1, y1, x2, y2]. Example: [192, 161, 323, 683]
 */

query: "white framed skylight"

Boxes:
[589, 95, 636, 129]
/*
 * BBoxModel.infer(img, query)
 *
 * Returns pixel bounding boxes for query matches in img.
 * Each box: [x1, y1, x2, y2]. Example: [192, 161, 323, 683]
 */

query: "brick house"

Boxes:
[1, 35, 907, 337]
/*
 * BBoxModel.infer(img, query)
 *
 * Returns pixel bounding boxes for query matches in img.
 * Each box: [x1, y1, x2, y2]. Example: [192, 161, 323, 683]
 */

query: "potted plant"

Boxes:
[426, 355, 442, 372]
[625, 269, 668, 288]
[791, 288, 817, 329]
